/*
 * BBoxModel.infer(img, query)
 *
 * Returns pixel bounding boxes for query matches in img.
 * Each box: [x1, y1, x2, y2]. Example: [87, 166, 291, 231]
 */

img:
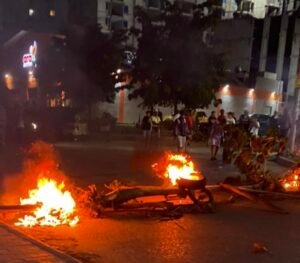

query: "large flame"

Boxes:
[281, 167, 300, 192]
[153, 153, 203, 186]
[15, 178, 79, 227]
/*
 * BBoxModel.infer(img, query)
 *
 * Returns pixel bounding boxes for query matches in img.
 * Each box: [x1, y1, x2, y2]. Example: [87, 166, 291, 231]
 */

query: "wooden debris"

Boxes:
[99, 185, 213, 208]
[220, 183, 288, 214]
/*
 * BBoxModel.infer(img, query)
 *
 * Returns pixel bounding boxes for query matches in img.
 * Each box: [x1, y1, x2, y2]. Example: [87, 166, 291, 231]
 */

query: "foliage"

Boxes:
[223, 126, 287, 188]
[37, 36, 68, 101]
[128, 2, 225, 109]
[66, 24, 127, 104]
[38, 25, 127, 108]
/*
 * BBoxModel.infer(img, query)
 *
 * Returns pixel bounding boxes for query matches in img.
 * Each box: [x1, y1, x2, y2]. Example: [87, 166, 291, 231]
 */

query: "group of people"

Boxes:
[141, 109, 193, 151]
[141, 107, 291, 159]
[141, 110, 163, 146]
[208, 109, 260, 160]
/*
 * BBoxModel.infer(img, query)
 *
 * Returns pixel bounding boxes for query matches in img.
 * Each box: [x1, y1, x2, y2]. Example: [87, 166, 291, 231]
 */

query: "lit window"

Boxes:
[29, 9, 34, 16]
[49, 9, 56, 17]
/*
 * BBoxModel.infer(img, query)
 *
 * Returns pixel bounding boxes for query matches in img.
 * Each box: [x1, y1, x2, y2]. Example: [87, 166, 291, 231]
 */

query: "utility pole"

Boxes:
[287, 18, 300, 96]
[291, 87, 300, 153]
[289, 18, 300, 153]
[276, 0, 289, 81]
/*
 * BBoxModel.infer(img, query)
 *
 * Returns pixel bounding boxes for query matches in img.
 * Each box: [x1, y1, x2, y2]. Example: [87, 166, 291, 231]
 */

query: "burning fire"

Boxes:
[15, 178, 79, 227]
[153, 153, 203, 186]
[281, 167, 300, 192]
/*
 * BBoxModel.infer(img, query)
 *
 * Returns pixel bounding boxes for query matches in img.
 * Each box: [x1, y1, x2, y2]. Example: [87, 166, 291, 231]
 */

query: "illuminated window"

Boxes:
[29, 9, 34, 16]
[49, 9, 56, 17]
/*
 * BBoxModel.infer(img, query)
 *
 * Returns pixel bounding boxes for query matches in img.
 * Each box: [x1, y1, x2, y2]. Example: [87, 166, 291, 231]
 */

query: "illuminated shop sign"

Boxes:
[22, 41, 37, 68]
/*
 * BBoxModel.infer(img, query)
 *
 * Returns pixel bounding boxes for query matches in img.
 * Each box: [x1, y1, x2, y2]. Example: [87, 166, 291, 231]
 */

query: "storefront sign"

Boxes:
[23, 41, 37, 68]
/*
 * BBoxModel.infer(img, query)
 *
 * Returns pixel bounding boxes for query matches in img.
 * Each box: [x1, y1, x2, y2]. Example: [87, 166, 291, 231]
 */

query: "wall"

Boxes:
[214, 18, 254, 73]
[216, 82, 281, 116]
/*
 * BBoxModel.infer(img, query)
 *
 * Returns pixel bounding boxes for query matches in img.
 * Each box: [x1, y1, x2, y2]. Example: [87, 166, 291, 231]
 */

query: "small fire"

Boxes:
[281, 167, 300, 192]
[153, 153, 203, 186]
[15, 178, 79, 227]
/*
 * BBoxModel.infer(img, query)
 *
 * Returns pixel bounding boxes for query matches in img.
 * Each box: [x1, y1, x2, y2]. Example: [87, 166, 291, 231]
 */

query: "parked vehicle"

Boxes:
[251, 114, 278, 136]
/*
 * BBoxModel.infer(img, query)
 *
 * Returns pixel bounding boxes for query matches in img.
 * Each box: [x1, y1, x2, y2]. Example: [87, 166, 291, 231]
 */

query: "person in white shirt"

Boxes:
[226, 112, 236, 125]
[249, 116, 260, 137]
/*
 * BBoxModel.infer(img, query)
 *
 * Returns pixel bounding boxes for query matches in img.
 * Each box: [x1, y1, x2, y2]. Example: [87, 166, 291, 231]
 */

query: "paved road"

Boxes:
[0, 139, 295, 263]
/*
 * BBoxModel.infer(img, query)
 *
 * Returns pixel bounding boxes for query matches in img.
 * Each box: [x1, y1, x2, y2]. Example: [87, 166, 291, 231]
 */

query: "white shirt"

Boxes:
[227, 117, 236, 125]
[250, 121, 260, 136]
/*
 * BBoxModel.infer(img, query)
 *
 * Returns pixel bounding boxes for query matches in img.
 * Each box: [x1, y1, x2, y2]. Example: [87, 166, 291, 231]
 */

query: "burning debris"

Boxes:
[152, 153, 204, 186]
[15, 177, 79, 227]
[78, 152, 214, 217]
[2, 140, 300, 226]
[279, 166, 300, 192]
[1, 141, 80, 227]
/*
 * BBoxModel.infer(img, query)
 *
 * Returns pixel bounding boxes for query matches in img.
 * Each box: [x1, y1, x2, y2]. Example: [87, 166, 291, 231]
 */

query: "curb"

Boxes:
[0, 221, 81, 263]
[276, 156, 297, 167]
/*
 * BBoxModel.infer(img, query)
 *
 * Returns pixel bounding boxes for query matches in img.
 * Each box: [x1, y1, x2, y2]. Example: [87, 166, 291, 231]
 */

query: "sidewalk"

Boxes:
[0, 222, 79, 263]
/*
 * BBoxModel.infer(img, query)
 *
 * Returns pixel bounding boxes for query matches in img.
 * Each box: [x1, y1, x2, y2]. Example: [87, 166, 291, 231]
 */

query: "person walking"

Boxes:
[174, 110, 189, 152]
[218, 109, 227, 126]
[141, 111, 152, 147]
[209, 117, 223, 160]
[208, 111, 216, 126]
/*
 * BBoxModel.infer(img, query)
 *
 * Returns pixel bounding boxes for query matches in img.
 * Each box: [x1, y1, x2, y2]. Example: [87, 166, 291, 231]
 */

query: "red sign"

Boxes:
[23, 54, 33, 68]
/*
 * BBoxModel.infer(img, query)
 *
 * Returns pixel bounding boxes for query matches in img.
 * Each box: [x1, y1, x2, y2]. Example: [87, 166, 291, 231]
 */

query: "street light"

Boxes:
[223, 84, 229, 93]
[116, 68, 122, 74]
[4, 73, 13, 90]
[248, 88, 254, 96]
[270, 91, 276, 99]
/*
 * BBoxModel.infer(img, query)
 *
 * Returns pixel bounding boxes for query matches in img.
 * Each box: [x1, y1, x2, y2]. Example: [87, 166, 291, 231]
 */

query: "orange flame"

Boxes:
[281, 168, 300, 192]
[15, 178, 79, 227]
[153, 153, 203, 186]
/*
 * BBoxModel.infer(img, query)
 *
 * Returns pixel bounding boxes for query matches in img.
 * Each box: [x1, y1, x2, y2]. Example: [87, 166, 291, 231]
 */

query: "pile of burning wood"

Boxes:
[77, 152, 215, 218]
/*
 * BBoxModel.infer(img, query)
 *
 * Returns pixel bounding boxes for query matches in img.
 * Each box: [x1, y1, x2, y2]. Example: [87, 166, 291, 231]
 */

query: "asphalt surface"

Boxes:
[0, 138, 297, 263]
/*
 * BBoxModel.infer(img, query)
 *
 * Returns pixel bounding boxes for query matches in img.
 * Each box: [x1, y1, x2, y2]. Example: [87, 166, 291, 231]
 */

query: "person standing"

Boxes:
[249, 116, 260, 137]
[239, 110, 250, 131]
[141, 111, 152, 147]
[209, 117, 223, 160]
[186, 110, 193, 145]
[226, 112, 236, 125]
[151, 110, 161, 141]
[174, 110, 189, 152]
[271, 111, 279, 131]
[278, 108, 292, 137]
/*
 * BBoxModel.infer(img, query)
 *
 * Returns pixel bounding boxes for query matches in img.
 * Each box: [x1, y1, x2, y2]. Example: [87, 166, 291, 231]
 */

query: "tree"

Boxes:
[66, 24, 127, 106]
[37, 35, 68, 106]
[128, 2, 225, 110]
[38, 24, 127, 110]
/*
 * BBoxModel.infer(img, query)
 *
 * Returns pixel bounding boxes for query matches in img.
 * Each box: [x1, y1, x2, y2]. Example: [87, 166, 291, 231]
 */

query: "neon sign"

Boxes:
[23, 41, 37, 68]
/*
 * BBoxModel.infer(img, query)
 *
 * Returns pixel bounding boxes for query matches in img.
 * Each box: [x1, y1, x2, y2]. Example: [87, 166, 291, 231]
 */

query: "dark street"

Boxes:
[0, 139, 296, 263]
